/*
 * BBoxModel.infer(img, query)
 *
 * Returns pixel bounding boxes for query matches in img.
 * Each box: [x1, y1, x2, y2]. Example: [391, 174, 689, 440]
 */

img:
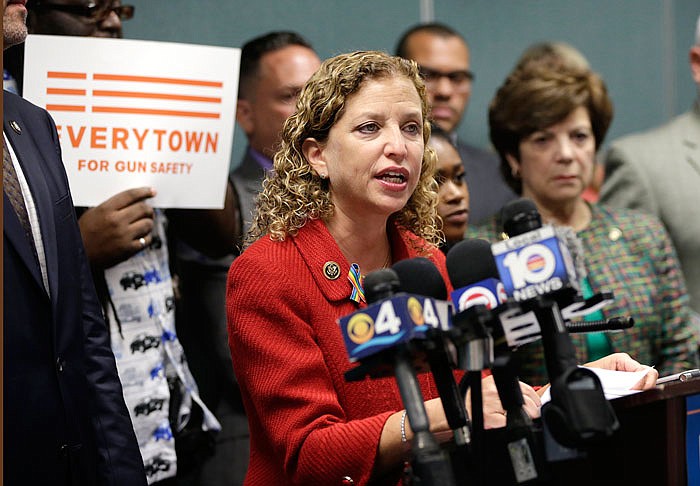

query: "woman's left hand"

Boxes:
[583, 352, 658, 390]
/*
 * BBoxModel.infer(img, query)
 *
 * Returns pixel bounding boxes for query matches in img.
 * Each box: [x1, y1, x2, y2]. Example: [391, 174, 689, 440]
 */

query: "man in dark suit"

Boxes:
[233, 31, 321, 228]
[396, 23, 516, 224]
[3, 2, 146, 484]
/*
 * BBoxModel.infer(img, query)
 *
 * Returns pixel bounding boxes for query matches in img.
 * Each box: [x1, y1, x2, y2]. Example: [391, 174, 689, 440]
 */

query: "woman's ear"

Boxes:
[505, 153, 521, 178]
[302, 138, 328, 178]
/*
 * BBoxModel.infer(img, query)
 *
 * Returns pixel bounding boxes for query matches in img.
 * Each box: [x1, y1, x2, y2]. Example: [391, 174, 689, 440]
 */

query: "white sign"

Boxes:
[23, 35, 240, 209]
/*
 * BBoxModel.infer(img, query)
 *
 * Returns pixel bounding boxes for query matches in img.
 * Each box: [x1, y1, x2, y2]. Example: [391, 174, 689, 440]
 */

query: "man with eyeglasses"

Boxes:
[3, 0, 146, 484]
[396, 23, 516, 224]
[3, 0, 132, 92]
[29, 0, 132, 37]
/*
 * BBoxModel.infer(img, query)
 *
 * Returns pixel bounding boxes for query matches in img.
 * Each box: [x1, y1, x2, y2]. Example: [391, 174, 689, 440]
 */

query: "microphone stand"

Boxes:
[477, 302, 545, 484]
[423, 328, 471, 484]
[490, 350, 544, 484]
[394, 343, 456, 486]
[527, 294, 619, 448]
[453, 304, 494, 486]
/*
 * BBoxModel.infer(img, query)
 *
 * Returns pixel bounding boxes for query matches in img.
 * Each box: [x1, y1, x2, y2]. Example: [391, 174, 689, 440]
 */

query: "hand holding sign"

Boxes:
[78, 186, 156, 269]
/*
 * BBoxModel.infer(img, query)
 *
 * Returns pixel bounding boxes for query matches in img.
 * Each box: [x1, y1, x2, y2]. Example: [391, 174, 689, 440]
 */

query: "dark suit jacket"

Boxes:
[231, 148, 268, 238]
[456, 140, 516, 224]
[3, 90, 146, 486]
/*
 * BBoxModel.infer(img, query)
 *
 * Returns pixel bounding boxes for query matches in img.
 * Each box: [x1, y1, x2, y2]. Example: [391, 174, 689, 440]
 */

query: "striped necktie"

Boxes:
[4, 137, 38, 256]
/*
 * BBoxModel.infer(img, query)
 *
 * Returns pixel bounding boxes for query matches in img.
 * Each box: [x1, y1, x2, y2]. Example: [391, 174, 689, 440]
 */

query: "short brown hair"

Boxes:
[395, 23, 464, 59]
[489, 63, 613, 194]
[238, 31, 314, 100]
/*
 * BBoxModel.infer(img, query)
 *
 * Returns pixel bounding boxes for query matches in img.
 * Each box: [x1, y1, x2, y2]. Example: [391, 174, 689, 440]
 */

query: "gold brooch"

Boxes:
[323, 261, 341, 280]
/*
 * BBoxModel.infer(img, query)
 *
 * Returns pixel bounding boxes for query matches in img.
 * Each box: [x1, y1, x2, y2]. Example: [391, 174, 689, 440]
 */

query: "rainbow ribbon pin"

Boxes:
[348, 263, 365, 303]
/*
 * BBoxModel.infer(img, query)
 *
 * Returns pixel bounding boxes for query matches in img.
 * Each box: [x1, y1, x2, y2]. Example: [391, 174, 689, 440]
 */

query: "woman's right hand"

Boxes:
[467, 375, 542, 429]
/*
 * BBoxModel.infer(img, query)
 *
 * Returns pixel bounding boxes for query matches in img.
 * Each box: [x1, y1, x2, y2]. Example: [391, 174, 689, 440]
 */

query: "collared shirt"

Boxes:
[248, 146, 273, 171]
[4, 131, 49, 293]
[448, 130, 459, 146]
[3, 69, 19, 95]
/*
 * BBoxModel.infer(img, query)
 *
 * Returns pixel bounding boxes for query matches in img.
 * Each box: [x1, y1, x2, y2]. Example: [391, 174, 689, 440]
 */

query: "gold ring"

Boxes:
[138, 237, 146, 249]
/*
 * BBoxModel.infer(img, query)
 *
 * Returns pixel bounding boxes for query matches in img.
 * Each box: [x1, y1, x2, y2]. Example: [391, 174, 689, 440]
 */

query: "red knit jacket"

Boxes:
[227, 218, 454, 486]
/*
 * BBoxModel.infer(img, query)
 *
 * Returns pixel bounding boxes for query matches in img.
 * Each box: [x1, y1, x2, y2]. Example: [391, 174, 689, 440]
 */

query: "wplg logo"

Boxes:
[503, 243, 557, 289]
[492, 226, 571, 301]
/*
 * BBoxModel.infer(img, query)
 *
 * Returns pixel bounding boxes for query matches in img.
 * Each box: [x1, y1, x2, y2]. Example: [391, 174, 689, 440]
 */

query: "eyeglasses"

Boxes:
[31, 1, 135, 22]
[419, 67, 474, 91]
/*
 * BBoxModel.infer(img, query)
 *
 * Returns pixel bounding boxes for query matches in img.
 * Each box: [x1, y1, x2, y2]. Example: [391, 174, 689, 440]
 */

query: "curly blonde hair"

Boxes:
[245, 50, 441, 247]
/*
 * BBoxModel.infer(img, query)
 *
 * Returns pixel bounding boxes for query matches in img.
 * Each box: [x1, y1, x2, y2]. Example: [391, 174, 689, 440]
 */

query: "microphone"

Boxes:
[447, 238, 544, 484]
[447, 237, 539, 357]
[497, 198, 615, 320]
[498, 198, 619, 448]
[447, 238, 508, 312]
[447, 236, 632, 349]
[445, 238, 502, 371]
[392, 258, 471, 484]
[565, 316, 634, 333]
[392, 256, 448, 300]
[494, 198, 581, 305]
[339, 267, 456, 486]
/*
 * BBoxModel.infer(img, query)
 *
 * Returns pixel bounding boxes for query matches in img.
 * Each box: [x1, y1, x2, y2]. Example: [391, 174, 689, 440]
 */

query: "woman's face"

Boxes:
[431, 137, 469, 243]
[305, 77, 425, 220]
[508, 106, 595, 208]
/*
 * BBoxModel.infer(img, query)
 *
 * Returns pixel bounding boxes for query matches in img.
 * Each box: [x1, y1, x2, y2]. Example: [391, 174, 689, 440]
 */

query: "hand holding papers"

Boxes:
[540, 366, 656, 405]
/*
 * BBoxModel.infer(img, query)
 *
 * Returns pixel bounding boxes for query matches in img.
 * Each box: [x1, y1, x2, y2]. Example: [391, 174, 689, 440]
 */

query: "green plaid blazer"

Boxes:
[466, 204, 699, 385]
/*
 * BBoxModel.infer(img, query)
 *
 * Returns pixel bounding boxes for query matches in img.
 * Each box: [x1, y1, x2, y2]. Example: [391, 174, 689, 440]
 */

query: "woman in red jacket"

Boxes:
[226, 51, 656, 486]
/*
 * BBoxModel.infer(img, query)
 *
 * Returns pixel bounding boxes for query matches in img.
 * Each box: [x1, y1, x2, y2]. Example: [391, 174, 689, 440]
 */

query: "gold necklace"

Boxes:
[359, 249, 392, 281]
[382, 249, 392, 269]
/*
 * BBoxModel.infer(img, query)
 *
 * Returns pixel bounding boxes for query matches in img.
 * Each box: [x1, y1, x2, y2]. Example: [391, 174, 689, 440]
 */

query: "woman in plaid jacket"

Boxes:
[468, 59, 698, 386]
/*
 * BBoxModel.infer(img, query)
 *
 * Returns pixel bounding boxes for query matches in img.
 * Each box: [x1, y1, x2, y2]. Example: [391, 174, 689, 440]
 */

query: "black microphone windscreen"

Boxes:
[392, 257, 447, 300]
[364, 268, 400, 304]
[446, 238, 500, 288]
[501, 197, 541, 237]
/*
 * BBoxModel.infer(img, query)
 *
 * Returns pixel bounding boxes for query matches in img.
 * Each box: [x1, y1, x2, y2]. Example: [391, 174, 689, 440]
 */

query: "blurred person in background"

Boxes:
[514, 40, 604, 203]
[429, 124, 470, 253]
